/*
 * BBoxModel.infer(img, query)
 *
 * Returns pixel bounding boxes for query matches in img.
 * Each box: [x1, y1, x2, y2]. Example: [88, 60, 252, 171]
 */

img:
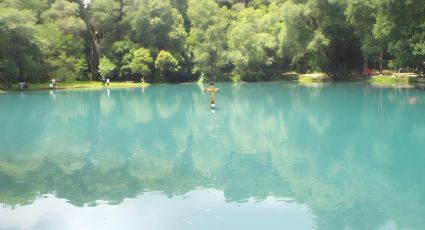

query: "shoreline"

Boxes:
[0, 81, 150, 92]
[1, 74, 423, 92]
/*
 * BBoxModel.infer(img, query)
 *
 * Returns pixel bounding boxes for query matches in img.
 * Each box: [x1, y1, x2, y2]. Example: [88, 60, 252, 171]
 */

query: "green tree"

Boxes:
[171, 0, 191, 31]
[0, 6, 42, 86]
[188, 0, 234, 81]
[129, 48, 154, 81]
[228, 4, 283, 81]
[39, 0, 87, 82]
[155, 50, 180, 81]
[345, 0, 391, 74]
[87, 0, 123, 51]
[280, 0, 362, 79]
[0, 59, 19, 88]
[1, 0, 424, 85]
[108, 40, 138, 79]
[99, 56, 116, 78]
[382, 0, 425, 68]
[126, 0, 187, 53]
[42, 0, 86, 36]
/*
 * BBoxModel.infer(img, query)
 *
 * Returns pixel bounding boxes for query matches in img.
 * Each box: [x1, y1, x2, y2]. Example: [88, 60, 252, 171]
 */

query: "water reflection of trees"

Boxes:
[1, 84, 425, 229]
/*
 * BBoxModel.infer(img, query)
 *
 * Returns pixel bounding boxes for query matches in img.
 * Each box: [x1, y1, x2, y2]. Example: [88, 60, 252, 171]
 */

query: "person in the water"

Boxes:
[204, 81, 220, 109]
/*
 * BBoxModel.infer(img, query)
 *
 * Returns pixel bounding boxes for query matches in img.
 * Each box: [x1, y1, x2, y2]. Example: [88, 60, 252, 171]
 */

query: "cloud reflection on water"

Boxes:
[0, 83, 425, 229]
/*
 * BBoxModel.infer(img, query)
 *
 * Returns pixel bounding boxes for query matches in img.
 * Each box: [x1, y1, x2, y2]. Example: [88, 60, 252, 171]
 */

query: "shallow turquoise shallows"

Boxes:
[1, 82, 425, 230]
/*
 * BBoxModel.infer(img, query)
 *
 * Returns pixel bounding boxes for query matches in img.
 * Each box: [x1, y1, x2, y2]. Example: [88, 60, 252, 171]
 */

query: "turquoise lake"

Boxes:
[1, 82, 425, 230]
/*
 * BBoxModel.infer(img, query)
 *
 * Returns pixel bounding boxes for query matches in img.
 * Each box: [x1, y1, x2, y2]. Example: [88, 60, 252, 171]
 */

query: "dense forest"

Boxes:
[0, 0, 424, 86]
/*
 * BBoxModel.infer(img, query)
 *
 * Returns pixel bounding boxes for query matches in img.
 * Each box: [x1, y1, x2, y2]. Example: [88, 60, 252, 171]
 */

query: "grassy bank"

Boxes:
[280, 72, 332, 83]
[368, 74, 416, 85]
[298, 73, 331, 83]
[1, 74, 421, 92]
[0, 81, 149, 92]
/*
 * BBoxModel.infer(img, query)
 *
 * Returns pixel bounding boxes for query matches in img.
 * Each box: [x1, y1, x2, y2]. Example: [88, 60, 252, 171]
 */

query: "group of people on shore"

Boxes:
[18, 80, 29, 89]
[49, 79, 59, 89]
[101, 78, 110, 86]
[100, 77, 146, 86]
[20, 76, 220, 109]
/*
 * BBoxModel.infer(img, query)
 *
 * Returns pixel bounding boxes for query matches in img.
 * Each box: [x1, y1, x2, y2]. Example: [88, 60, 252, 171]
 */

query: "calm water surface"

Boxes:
[1, 83, 425, 230]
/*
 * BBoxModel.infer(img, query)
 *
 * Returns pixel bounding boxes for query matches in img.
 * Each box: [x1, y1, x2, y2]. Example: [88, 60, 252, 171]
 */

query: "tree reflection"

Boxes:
[0, 84, 425, 229]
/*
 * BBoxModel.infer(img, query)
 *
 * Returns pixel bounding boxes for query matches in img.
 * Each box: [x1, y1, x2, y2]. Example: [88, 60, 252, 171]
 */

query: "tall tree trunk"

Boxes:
[114, 0, 125, 41]
[244, 0, 250, 7]
[117, 0, 124, 21]
[363, 56, 368, 78]
[75, 0, 100, 81]
[321, 48, 349, 80]
[379, 49, 383, 73]
[86, 24, 101, 81]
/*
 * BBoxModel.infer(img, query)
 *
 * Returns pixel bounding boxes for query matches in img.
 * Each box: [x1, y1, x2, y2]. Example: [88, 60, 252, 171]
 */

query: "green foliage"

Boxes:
[47, 54, 86, 82]
[129, 48, 154, 79]
[369, 75, 412, 85]
[155, 50, 180, 80]
[42, 0, 80, 20]
[99, 56, 116, 78]
[38, 0, 87, 82]
[383, 0, 425, 66]
[0, 59, 18, 86]
[344, 0, 378, 58]
[127, 0, 187, 53]
[0, 0, 88, 85]
[88, 0, 121, 29]
[188, 0, 234, 80]
[0, 6, 41, 85]
[1, 0, 425, 85]
[228, 4, 283, 81]
[41, 0, 86, 36]
[107, 40, 138, 78]
[281, 0, 364, 79]
[88, 0, 123, 51]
